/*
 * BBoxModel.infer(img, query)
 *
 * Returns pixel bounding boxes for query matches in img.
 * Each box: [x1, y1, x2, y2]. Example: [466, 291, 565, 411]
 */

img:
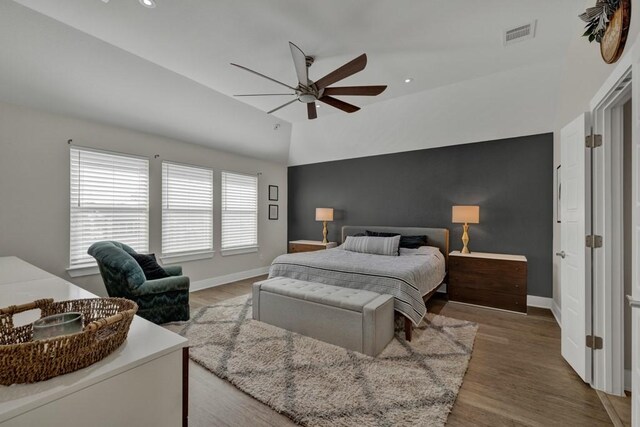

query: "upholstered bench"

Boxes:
[252, 277, 394, 357]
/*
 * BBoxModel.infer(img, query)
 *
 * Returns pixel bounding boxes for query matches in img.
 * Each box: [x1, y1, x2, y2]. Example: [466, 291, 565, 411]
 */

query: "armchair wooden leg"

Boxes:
[404, 316, 412, 341]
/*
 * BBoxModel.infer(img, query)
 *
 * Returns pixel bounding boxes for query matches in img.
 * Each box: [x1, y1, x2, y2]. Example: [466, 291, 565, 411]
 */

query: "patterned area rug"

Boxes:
[166, 295, 477, 427]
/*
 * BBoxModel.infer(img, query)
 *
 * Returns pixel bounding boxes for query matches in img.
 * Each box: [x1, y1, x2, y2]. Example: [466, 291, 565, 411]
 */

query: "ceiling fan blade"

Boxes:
[230, 63, 297, 91]
[314, 54, 367, 91]
[234, 93, 295, 97]
[307, 102, 317, 120]
[267, 99, 298, 114]
[289, 42, 309, 87]
[322, 85, 386, 96]
[319, 96, 360, 113]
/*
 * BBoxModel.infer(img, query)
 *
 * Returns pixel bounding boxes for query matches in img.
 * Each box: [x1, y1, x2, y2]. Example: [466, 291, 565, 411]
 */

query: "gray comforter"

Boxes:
[269, 247, 446, 325]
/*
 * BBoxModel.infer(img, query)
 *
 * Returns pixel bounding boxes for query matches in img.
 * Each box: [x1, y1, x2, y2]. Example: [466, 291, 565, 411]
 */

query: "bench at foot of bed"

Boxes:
[252, 277, 395, 356]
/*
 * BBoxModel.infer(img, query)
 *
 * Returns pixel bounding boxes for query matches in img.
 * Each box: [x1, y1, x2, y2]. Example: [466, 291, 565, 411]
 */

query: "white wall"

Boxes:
[552, 1, 640, 311]
[0, 1, 293, 164]
[0, 101, 287, 296]
[289, 60, 562, 166]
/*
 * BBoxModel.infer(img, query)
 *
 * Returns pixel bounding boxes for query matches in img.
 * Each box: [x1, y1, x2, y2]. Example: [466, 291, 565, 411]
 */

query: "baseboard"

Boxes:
[527, 295, 553, 309]
[551, 301, 562, 327]
[625, 369, 632, 392]
[527, 296, 562, 327]
[190, 266, 270, 292]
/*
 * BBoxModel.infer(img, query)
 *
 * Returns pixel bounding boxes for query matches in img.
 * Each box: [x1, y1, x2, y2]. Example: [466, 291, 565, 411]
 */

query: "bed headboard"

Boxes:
[341, 226, 450, 265]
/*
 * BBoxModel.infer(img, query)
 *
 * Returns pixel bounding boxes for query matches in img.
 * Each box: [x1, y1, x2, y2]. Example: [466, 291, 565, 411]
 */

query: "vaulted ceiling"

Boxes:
[3, 0, 584, 162]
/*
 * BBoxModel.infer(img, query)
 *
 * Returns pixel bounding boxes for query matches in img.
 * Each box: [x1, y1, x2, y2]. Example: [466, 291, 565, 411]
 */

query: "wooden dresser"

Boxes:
[448, 251, 528, 313]
[288, 240, 337, 253]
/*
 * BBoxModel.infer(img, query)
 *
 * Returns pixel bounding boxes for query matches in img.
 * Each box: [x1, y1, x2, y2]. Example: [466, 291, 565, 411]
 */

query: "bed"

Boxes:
[269, 226, 449, 340]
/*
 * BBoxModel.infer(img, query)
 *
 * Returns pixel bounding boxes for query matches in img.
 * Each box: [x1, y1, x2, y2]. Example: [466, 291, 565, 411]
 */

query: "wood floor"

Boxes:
[597, 390, 632, 427]
[187, 276, 619, 426]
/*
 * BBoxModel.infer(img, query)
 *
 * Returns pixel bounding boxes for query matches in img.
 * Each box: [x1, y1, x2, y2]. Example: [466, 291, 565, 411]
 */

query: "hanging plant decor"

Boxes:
[579, 0, 631, 64]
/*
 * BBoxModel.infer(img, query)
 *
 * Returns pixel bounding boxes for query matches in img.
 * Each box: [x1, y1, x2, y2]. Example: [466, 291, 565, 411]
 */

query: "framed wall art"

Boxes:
[269, 204, 279, 220]
[269, 185, 279, 201]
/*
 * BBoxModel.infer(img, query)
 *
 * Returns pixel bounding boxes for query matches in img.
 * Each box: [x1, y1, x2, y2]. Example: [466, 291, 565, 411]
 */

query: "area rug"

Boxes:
[166, 295, 478, 427]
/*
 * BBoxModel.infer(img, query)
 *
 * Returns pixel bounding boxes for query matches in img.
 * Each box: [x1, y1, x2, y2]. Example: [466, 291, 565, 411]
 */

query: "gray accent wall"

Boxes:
[288, 133, 553, 298]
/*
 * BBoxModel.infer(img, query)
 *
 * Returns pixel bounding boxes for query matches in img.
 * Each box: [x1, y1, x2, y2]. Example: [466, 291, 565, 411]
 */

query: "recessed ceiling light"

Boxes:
[139, 0, 156, 8]
[316, 104, 320, 108]
[404, 78, 413, 83]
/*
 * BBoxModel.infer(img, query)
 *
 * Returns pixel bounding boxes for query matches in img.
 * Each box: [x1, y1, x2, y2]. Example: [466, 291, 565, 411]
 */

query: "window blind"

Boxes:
[70, 147, 149, 268]
[221, 171, 258, 251]
[162, 162, 213, 256]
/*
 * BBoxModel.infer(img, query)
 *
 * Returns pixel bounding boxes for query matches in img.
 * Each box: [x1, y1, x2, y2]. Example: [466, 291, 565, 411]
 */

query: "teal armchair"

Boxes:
[87, 241, 190, 324]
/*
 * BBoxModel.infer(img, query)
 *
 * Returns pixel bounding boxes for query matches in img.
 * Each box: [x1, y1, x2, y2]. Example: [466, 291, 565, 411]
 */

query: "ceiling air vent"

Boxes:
[504, 21, 536, 46]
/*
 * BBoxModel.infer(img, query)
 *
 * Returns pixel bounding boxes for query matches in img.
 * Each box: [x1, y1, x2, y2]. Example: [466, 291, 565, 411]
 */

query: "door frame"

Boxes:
[589, 54, 633, 396]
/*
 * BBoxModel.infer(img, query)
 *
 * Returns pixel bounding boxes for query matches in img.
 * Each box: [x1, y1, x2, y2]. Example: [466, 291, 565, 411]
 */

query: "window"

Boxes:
[70, 147, 149, 269]
[162, 162, 213, 259]
[221, 171, 258, 254]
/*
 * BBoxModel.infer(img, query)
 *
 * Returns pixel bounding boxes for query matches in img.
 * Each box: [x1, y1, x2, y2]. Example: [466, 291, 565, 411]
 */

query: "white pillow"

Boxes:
[342, 235, 400, 256]
[399, 246, 441, 256]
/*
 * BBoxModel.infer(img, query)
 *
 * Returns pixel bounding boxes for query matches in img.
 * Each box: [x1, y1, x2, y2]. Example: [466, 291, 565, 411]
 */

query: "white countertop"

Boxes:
[0, 257, 54, 286]
[0, 256, 188, 423]
[449, 250, 527, 262]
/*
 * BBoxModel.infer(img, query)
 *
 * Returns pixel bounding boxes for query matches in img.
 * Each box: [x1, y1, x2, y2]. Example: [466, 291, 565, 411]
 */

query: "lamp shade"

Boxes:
[452, 205, 480, 224]
[315, 208, 334, 222]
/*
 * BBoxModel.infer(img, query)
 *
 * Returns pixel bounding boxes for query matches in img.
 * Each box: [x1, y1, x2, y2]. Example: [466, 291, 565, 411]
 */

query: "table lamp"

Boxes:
[452, 205, 480, 254]
[315, 208, 334, 244]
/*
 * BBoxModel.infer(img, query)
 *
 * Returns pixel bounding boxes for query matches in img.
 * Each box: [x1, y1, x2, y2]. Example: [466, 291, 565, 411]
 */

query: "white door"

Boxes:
[559, 113, 591, 382]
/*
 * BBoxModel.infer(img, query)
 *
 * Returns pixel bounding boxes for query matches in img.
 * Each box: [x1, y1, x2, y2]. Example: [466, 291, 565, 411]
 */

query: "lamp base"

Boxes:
[322, 221, 328, 244]
[461, 223, 470, 254]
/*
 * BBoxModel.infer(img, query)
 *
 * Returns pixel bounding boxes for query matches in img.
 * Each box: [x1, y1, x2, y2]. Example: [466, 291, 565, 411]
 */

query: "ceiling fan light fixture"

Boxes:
[139, 0, 156, 8]
[298, 93, 316, 103]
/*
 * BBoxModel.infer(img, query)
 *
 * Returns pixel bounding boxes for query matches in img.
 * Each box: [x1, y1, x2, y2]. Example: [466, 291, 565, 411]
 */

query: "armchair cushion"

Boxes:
[131, 275, 190, 296]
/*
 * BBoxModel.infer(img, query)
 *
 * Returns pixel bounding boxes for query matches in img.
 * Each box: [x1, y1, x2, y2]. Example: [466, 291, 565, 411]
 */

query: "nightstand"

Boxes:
[288, 240, 337, 253]
[448, 251, 527, 313]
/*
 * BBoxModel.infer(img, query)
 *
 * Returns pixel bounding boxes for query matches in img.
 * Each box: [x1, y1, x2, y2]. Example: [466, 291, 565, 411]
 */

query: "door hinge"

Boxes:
[586, 335, 603, 350]
[586, 235, 603, 248]
[585, 134, 602, 148]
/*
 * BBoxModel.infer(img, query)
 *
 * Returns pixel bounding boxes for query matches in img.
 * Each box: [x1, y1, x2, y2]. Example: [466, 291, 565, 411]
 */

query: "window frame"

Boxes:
[220, 170, 259, 256]
[160, 160, 214, 264]
[67, 146, 149, 276]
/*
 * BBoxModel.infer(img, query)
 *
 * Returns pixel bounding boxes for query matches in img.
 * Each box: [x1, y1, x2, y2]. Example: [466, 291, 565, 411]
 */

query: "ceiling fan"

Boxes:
[231, 42, 387, 120]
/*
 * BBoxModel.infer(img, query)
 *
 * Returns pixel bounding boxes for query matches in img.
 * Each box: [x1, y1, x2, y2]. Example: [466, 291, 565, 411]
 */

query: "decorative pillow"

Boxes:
[365, 230, 399, 238]
[399, 235, 428, 249]
[131, 253, 170, 280]
[342, 235, 401, 256]
[365, 230, 428, 249]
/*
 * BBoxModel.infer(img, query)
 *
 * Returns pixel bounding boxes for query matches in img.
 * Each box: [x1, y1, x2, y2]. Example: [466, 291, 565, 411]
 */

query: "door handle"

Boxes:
[555, 251, 566, 259]
[627, 295, 640, 308]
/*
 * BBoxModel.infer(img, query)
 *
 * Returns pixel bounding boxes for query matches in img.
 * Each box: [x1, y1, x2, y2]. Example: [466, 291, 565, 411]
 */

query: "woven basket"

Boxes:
[0, 298, 138, 385]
